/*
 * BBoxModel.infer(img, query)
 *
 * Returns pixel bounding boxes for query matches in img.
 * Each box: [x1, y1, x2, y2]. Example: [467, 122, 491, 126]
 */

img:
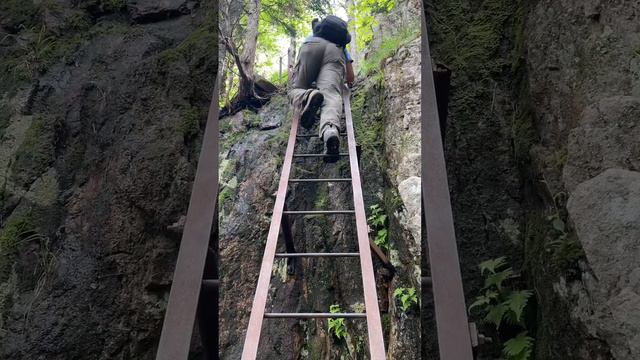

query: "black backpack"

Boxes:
[314, 15, 351, 47]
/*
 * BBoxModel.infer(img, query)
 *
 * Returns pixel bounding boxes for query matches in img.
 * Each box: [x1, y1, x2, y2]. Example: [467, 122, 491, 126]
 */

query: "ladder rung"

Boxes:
[283, 210, 355, 215]
[275, 252, 359, 258]
[289, 178, 351, 183]
[296, 133, 347, 138]
[264, 313, 366, 319]
[293, 153, 349, 158]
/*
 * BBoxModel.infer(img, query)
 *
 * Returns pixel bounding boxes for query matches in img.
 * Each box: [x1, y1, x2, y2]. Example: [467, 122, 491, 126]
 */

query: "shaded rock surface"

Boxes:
[563, 96, 640, 192]
[380, 24, 421, 360]
[0, 1, 216, 359]
[566, 169, 640, 360]
[527, 0, 640, 194]
[525, 0, 640, 358]
[128, 0, 194, 22]
[426, 0, 528, 357]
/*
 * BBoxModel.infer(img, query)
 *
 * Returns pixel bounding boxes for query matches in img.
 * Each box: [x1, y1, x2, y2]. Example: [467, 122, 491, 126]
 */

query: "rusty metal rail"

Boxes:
[240, 86, 386, 359]
[155, 78, 220, 360]
[421, 5, 475, 360]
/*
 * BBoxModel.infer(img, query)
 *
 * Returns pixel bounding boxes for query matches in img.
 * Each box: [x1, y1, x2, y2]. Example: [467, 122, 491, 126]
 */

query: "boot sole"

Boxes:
[300, 92, 324, 129]
[324, 135, 340, 163]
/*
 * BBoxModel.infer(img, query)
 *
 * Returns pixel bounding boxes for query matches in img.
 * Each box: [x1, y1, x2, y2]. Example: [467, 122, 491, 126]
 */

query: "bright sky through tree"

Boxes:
[256, 2, 349, 76]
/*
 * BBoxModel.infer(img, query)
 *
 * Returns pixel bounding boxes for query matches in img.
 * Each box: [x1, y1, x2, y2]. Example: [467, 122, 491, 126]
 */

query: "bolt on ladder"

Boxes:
[241, 85, 386, 359]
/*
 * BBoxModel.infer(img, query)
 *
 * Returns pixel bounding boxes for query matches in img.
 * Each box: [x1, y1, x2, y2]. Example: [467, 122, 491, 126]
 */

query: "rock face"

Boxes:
[128, 0, 193, 22]
[567, 169, 640, 359]
[0, 1, 215, 359]
[525, 0, 640, 358]
[526, 1, 640, 359]
[426, 0, 640, 358]
[527, 0, 640, 193]
[381, 29, 422, 360]
[563, 96, 640, 192]
[426, 0, 528, 356]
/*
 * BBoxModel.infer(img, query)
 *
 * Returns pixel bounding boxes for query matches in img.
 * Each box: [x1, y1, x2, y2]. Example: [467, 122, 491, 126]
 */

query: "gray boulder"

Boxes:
[567, 168, 640, 359]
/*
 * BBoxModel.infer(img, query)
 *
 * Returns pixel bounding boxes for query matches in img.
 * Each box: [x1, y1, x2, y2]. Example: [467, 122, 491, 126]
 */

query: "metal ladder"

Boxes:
[240, 86, 386, 359]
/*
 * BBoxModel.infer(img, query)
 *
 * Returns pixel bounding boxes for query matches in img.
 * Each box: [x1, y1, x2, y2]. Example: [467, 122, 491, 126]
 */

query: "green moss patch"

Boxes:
[0, 214, 35, 283]
[0, 103, 12, 139]
[360, 23, 420, 78]
[178, 104, 202, 140]
[158, 18, 217, 70]
[0, 0, 40, 32]
[10, 116, 57, 188]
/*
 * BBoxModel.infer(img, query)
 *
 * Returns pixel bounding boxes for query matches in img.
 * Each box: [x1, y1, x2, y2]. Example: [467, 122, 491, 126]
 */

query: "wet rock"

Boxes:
[258, 95, 286, 130]
[563, 96, 640, 192]
[567, 169, 640, 359]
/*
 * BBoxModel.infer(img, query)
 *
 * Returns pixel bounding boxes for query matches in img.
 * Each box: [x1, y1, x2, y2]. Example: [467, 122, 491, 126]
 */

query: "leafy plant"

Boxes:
[393, 287, 418, 313]
[545, 213, 583, 268]
[13, 25, 57, 78]
[469, 257, 534, 359]
[328, 304, 347, 340]
[503, 332, 534, 360]
[367, 204, 388, 250]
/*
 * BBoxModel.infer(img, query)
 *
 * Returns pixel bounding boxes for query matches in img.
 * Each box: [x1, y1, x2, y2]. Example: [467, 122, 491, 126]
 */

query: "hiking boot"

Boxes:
[323, 125, 340, 163]
[300, 90, 324, 129]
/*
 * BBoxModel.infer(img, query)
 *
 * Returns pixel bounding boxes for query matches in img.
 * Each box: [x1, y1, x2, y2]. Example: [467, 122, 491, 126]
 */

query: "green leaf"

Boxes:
[484, 268, 514, 291]
[552, 218, 565, 232]
[393, 288, 405, 298]
[503, 332, 533, 360]
[479, 257, 507, 275]
[485, 302, 509, 329]
[468, 296, 492, 314]
[507, 290, 532, 323]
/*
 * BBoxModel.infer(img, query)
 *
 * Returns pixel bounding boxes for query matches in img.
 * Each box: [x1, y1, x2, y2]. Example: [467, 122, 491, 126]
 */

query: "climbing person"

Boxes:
[288, 15, 355, 162]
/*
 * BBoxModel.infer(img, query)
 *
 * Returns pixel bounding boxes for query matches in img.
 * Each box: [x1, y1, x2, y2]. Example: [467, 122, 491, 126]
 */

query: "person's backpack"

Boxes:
[314, 15, 351, 47]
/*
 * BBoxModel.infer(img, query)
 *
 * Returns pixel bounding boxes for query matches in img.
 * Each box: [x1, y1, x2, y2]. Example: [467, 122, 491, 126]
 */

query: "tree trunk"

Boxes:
[238, 0, 261, 98]
[287, 36, 296, 87]
[346, 0, 358, 69]
[219, 53, 228, 106]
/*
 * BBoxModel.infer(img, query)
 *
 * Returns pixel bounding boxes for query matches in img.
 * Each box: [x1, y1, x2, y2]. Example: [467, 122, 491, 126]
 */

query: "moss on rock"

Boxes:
[10, 116, 57, 189]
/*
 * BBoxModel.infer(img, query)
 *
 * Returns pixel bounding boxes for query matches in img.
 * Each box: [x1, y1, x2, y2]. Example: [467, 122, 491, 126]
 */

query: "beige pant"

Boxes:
[289, 37, 346, 137]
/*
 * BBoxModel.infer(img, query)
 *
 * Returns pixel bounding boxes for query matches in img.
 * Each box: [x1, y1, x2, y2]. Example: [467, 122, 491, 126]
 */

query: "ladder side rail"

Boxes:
[240, 110, 302, 359]
[421, 6, 474, 359]
[342, 87, 386, 359]
[155, 77, 221, 360]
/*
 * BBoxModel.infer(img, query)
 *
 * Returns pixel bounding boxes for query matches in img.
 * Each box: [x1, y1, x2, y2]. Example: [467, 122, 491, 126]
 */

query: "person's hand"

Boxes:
[346, 62, 355, 88]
